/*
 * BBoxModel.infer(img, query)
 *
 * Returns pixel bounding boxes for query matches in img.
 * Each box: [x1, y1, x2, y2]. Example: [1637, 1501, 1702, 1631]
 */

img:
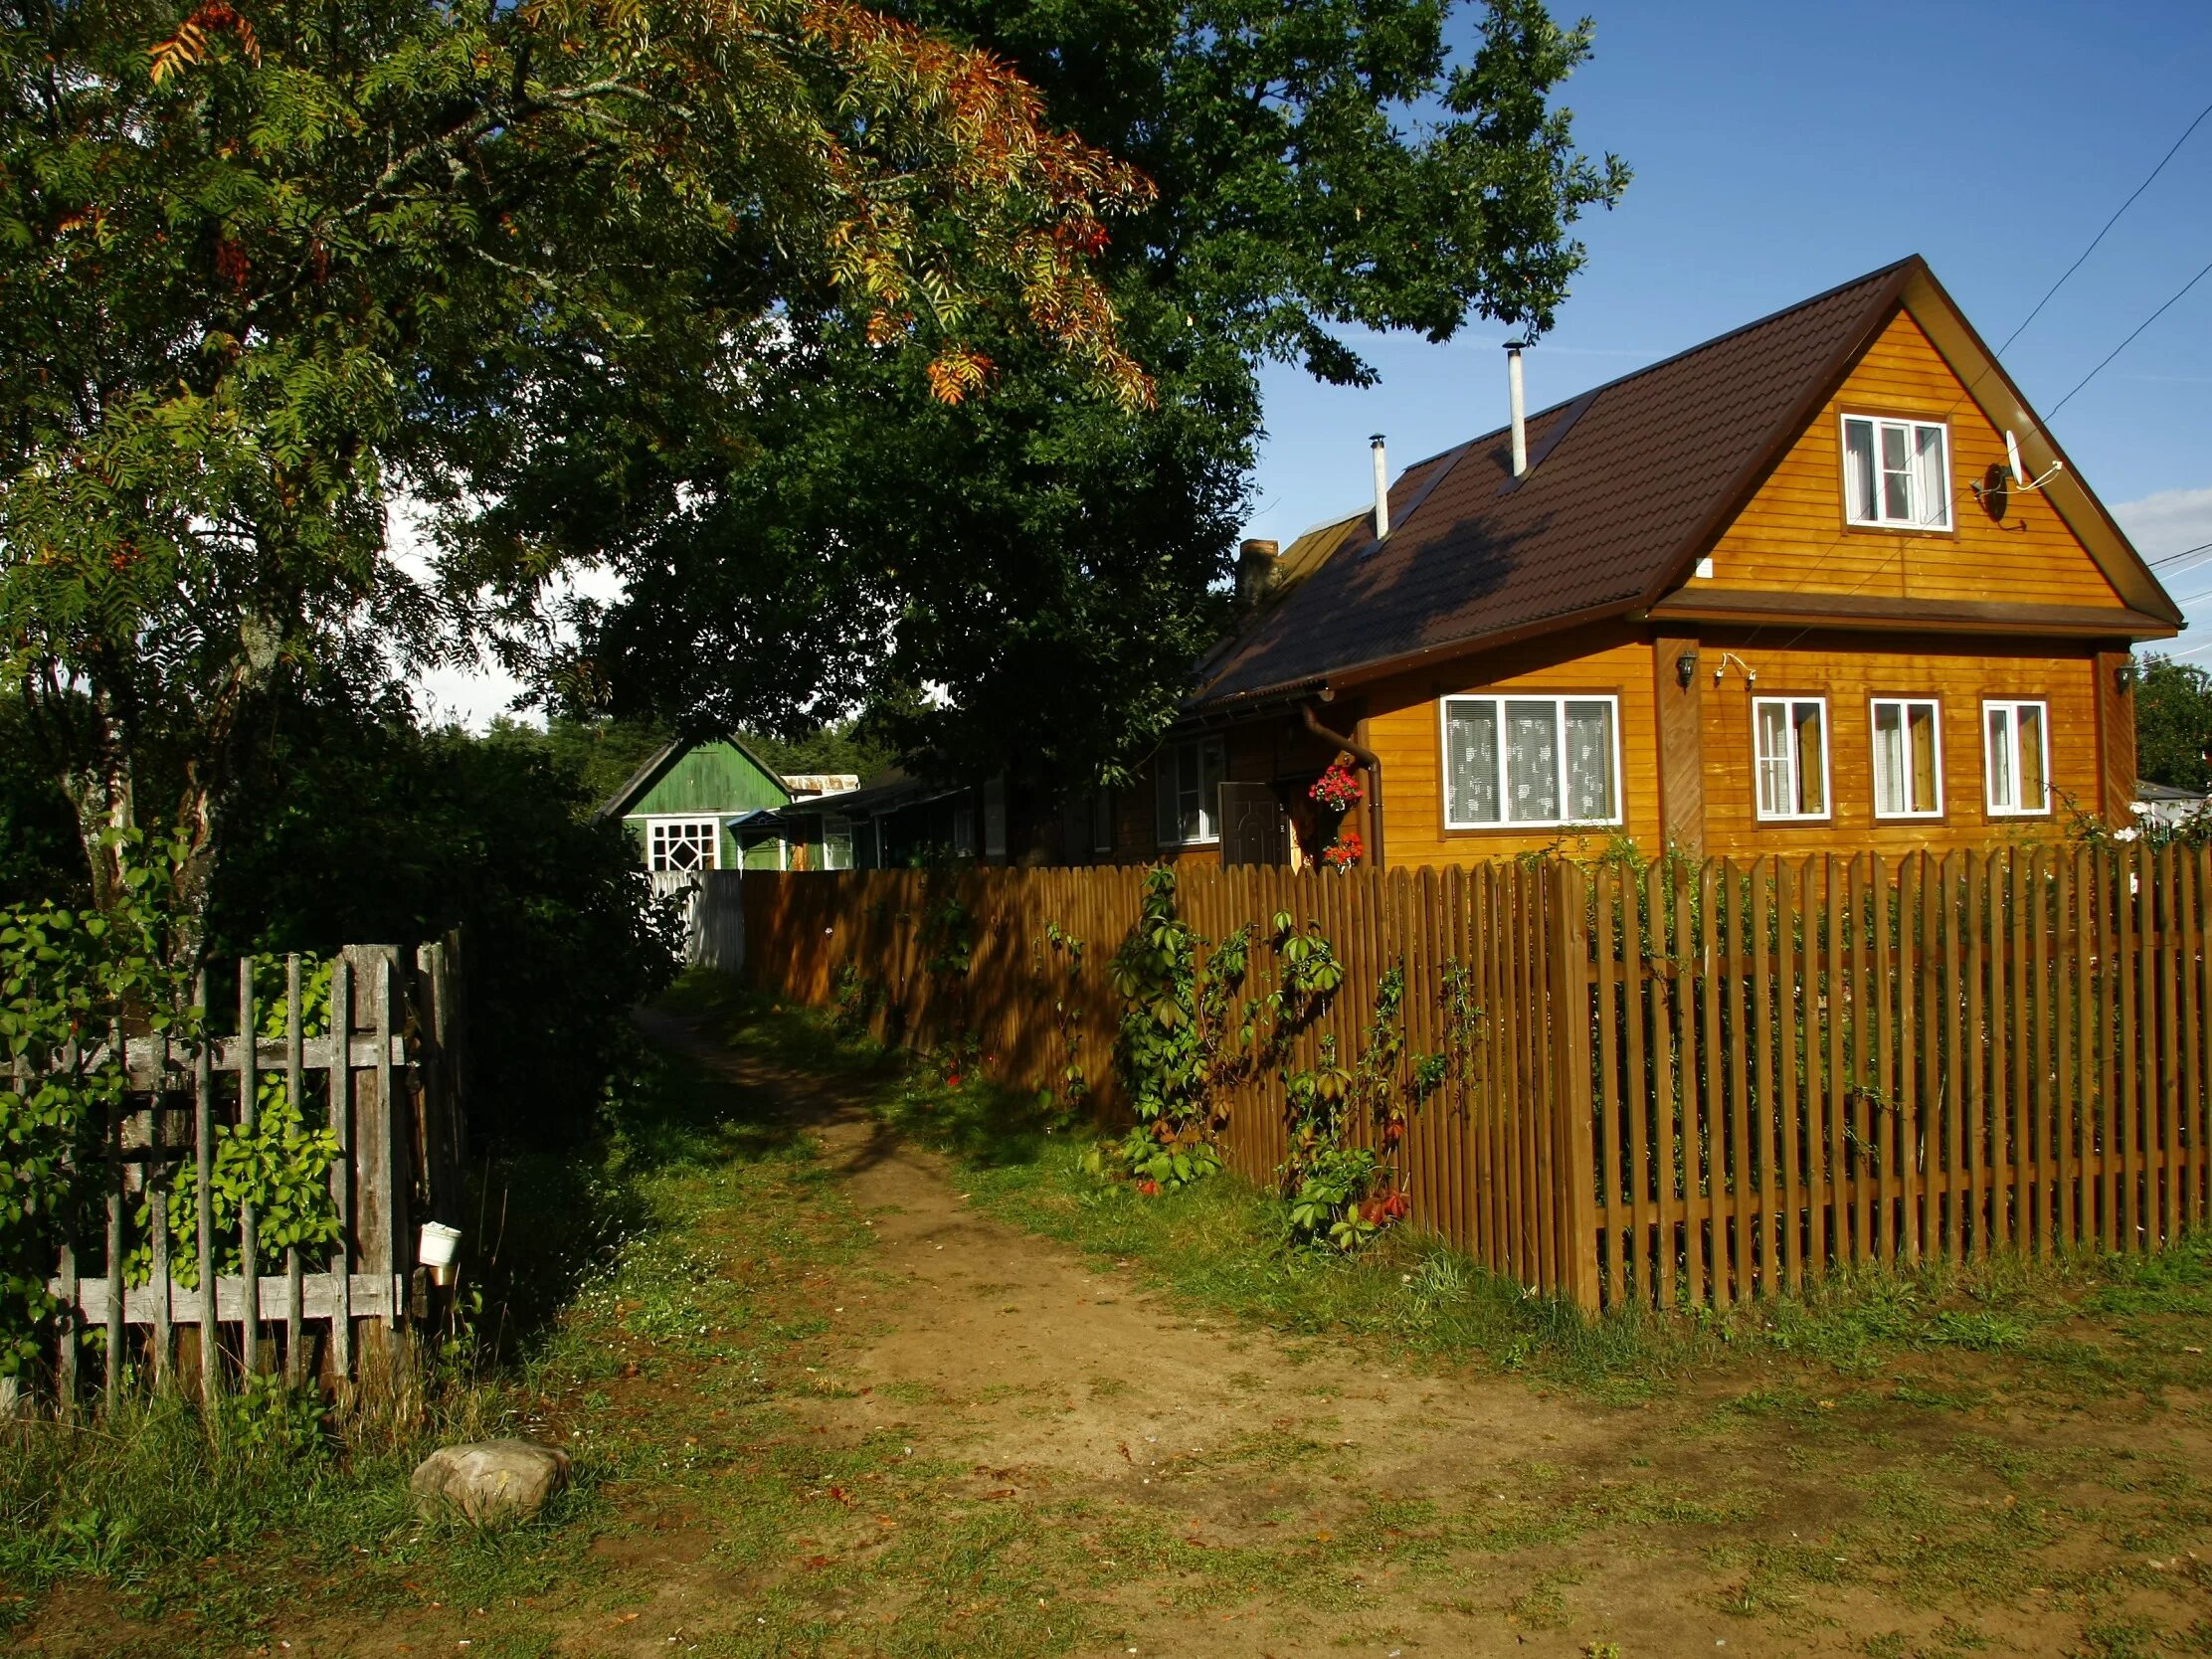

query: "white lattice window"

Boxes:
[647, 819, 719, 871]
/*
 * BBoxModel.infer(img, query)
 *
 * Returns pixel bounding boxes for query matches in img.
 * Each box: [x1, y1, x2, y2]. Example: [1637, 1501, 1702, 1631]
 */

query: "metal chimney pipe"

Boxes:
[1370, 434, 1388, 539]
[1506, 343, 1528, 478]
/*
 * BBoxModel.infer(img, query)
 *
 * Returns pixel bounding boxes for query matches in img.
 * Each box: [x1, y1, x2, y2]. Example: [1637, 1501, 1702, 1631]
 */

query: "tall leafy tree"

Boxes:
[2136, 653, 2212, 794]
[0, 0, 1151, 952]
[572, 0, 1628, 790]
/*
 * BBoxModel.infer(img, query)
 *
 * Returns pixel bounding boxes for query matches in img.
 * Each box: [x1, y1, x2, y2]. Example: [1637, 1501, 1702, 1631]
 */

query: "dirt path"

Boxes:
[622, 1012, 2143, 1659]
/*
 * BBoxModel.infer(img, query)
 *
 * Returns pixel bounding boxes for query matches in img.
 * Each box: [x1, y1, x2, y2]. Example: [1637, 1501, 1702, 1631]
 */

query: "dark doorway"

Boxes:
[1219, 781, 1290, 867]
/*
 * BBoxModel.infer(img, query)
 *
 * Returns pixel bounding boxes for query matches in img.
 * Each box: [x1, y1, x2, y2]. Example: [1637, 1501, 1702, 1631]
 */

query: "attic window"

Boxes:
[1842, 416, 1951, 530]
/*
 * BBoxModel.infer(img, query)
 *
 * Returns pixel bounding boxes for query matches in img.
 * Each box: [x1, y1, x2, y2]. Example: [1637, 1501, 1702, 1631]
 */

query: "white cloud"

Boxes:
[2113, 485, 2212, 562]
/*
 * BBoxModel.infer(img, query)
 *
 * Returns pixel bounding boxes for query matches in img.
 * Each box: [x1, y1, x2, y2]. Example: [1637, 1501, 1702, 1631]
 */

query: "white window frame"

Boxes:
[1983, 699, 2053, 817]
[643, 816, 721, 872]
[1155, 738, 1227, 846]
[823, 816, 855, 870]
[1841, 414, 1953, 531]
[1438, 693, 1625, 831]
[1869, 696, 1944, 820]
[1752, 696, 1832, 823]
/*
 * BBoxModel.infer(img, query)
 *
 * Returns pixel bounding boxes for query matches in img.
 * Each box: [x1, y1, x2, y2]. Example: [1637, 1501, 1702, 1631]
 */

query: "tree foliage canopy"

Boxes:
[0, 0, 1149, 941]
[569, 0, 1628, 790]
[2136, 653, 2212, 795]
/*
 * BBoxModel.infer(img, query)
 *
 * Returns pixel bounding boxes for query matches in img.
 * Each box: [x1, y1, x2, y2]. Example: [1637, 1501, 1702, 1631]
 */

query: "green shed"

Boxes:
[595, 736, 800, 872]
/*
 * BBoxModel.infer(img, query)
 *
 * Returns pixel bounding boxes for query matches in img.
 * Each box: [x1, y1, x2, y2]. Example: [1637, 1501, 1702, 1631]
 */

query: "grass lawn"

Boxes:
[2, 972, 2209, 1656]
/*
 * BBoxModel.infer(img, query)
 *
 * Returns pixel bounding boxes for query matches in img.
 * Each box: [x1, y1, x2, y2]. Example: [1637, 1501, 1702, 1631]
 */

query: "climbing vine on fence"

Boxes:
[135, 956, 343, 1288]
[0, 831, 200, 1378]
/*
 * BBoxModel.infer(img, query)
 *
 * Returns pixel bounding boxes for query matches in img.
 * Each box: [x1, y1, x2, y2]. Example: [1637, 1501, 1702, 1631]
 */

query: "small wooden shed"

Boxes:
[595, 735, 800, 872]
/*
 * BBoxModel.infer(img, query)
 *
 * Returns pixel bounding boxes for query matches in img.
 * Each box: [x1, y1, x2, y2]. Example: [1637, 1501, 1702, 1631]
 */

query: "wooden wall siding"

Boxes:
[1362, 625, 1662, 866]
[1653, 632, 1707, 855]
[1693, 310, 2129, 609]
[744, 853, 2210, 1312]
[1693, 637, 2102, 853]
[26, 942, 461, 1406]
[2095, 653, 2140, 824]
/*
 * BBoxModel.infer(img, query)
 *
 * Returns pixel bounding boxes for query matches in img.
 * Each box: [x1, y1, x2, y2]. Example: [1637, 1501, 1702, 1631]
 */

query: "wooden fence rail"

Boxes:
[16, 938, 464, 1405]
[744, 849, 2210, 1312]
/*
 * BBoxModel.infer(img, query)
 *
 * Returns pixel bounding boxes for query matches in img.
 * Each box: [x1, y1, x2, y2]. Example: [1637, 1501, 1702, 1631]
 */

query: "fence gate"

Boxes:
[22, 938, 464, 1405]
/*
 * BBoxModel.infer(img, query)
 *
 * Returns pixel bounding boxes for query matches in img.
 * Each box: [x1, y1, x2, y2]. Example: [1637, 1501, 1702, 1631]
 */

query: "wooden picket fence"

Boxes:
[19, 939, 464, 1406]
[744, 850, 2211, 1312]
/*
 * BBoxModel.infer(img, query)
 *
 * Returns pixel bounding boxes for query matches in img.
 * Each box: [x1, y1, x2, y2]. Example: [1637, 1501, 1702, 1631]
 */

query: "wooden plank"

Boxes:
[1942, 852, 1965, 1262]
[2159, 845, 2182, 1247]
[2029, 850, 2052, 1252]
[1849, 853, 1872, 1267]
[1918, 854, 1940, 1260]
[2098, 847, 2120, 1251]
[1701, 860, 1729, 1306]
[1593, 864, 1621, 1304]
[1872, 854, 1895, 1268]
[1645, 860, 1679, 1307]
[329, 956, 354, 1380]
[150, 1030, 171, 1387]
[1727, 860, 1754, 1298]
[1551, 861, 1599, 1311]
[1899, 854, 1925, 1264]
[1751, 859, 1775, 1296]
[195, 969, 217, 1398]
[1817, 854, 1842, 1281]
[2061, 852, 2085, 1248]
[61, 1272, 408, 1325]
[1779, 858, 1804, 1295]
[103, 1043, 122, 1400]
[285, 955, 306, 1382]
[1985, 854, 2007, 1260]
[2010, 854, 2031, 1254]
[239, 961, 260, 1375]
[2194, 847, 2211, 1230]
[2121, 846, 2142, 1250]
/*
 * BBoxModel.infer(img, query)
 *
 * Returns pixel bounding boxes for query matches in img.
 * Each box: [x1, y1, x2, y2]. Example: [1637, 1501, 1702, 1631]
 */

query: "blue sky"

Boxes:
[1247, 0, 2212, 645]
[422, 0, 2212, 722]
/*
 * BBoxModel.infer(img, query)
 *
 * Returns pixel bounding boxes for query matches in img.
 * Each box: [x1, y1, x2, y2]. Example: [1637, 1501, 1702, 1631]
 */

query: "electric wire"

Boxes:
[1991, 96, 2212, 360]
[2043, 253, 2212, 422]
[2149, 539, 2212, 569]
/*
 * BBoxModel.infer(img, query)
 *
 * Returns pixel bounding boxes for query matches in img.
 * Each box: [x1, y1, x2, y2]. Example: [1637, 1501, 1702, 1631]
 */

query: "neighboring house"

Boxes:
[2131, 779, 2208, 831]
[746, 768, 1012, 870]
[594, 735, 855, 872]
[1068, 255, 2180, 870]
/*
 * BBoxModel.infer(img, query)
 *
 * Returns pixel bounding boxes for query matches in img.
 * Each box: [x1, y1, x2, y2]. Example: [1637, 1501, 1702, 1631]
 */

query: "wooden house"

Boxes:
[595, 736, 854, 872]
[1066, 256, 2182, 870]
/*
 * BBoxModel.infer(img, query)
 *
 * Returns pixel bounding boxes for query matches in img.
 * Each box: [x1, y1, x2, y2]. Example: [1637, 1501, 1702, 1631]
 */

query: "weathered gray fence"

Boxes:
[29, 938, 464, 1404]
[652, 869, 745, 971]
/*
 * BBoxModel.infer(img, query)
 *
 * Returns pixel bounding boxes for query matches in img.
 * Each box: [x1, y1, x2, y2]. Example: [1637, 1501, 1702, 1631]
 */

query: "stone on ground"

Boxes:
[410, 1439, 571, 1524]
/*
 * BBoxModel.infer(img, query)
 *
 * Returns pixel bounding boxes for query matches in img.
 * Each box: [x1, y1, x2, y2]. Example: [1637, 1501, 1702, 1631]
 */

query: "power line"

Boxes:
[2150, 539, 2212, 569]
[2043, 253, 2212, 421]
[1993, 96, 2212, 359]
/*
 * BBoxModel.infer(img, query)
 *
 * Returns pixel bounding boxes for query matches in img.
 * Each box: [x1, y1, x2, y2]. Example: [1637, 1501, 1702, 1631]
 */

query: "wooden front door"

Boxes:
[1219, 781, 1289, 867]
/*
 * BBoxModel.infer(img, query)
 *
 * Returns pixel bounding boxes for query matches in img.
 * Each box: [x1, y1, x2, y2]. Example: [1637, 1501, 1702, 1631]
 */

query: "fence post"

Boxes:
[1549, 860, 1601, 1311]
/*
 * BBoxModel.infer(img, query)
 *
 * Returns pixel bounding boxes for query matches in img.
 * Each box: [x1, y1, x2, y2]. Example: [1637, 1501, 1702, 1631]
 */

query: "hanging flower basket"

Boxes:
[1308, 755, 1364, 812]
[1321, 829, 1364, 871]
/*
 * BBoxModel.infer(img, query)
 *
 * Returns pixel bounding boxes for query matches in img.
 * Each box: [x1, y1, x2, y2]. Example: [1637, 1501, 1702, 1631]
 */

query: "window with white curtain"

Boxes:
[1871, 697, 1942, 818]
[1842, 415, 1951, 530]
[1441, 694, 1620, 829]
[1753, 697, 1829, 821]
[823, 817, 855, 870]
[1984, 700, 2051, 816]
[1154, 739, 1226, 844]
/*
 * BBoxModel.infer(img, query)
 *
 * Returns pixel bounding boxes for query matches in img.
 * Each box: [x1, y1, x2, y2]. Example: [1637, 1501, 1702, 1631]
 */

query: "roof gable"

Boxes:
[1192, 257, 2179, 709]
[595, 735, 793, 821]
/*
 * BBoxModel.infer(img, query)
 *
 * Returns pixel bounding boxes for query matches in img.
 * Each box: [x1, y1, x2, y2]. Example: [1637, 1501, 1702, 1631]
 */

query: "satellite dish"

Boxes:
[2000, 429, 2064, 495]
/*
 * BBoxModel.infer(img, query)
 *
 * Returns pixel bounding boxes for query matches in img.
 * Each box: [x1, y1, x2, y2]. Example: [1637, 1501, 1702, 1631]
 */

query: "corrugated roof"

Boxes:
[1194, 259, 1929, 705]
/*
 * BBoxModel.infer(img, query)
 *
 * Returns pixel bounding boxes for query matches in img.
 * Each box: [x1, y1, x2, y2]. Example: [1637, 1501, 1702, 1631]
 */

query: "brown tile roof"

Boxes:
[1193, 257, 1954, 707]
